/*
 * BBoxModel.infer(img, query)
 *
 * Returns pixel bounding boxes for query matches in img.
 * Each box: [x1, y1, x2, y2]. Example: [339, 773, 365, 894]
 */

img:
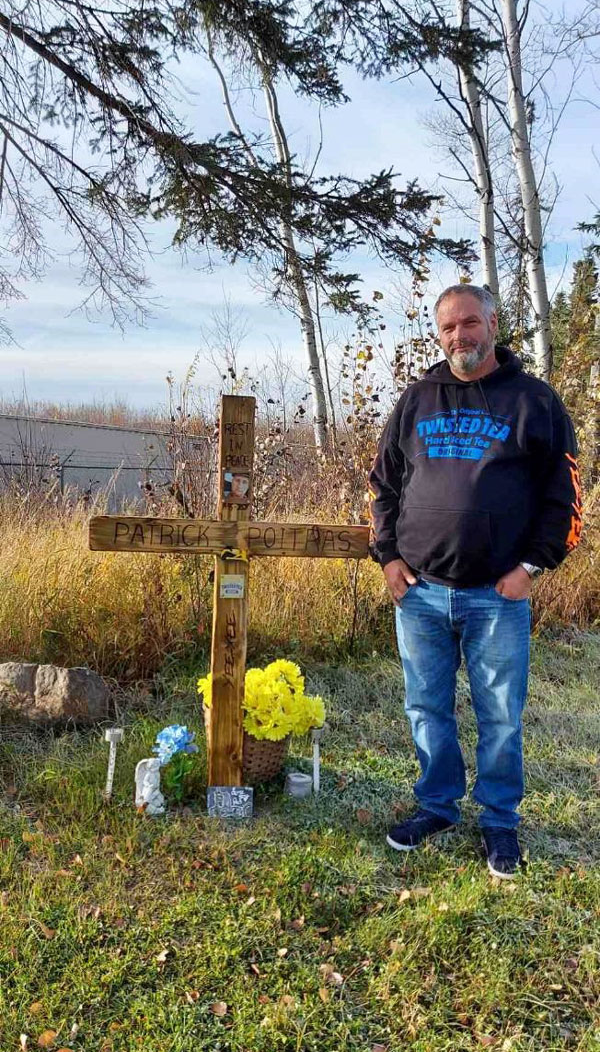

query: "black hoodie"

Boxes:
[368, 347, 583, 587]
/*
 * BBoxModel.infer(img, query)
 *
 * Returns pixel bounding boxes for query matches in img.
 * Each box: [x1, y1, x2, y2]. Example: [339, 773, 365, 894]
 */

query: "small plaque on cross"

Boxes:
[220, 574, 246, 599]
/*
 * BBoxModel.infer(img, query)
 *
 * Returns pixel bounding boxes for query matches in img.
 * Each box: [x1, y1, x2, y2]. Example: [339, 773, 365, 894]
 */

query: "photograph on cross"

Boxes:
[222, 470, 251, 504]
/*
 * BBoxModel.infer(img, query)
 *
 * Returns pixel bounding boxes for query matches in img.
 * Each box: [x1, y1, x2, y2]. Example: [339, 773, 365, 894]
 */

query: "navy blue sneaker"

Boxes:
[386, 809, 455, 852]
[481, 827, 526, 878]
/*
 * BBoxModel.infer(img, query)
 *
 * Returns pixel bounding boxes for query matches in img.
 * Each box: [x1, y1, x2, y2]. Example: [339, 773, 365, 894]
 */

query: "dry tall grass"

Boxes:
[0, 492, 390, 679]
[0, 497, 194, 678]
[533, 480, 600, 628]
[0, 477, 597, 681]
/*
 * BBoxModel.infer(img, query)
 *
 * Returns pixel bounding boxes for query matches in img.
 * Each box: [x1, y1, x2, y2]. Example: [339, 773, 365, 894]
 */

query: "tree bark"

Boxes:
[501, 0, 552, 379]
[584, 304, 600, 485]
[313, 278, 338, 448]
[207, 38, 329, 451]
[457, 0, 499, 299]
[262, 75, 329, 451]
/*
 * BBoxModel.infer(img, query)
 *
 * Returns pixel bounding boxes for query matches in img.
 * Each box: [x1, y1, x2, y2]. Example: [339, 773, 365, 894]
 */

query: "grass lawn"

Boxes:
[1, 630, 599, 1052]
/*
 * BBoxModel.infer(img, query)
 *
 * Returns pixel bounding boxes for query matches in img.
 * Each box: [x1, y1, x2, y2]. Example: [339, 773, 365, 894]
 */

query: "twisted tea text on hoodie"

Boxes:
[415, 409, 512, 461]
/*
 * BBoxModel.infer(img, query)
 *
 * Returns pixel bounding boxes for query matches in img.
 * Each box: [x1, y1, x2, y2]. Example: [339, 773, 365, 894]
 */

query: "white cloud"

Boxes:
[1, 7, 599, 408]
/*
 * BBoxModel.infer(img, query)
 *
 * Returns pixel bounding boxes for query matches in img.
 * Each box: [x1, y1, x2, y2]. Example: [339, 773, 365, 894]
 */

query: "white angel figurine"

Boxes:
[135, 757, 166, 816]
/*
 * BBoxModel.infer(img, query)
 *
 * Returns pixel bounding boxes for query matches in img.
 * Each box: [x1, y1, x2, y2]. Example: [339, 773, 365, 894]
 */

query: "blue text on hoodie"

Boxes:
[368, 347, 583, 587]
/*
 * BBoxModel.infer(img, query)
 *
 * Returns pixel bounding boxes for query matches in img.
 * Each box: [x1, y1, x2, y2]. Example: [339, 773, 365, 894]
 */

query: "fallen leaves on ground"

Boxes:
[395, 886, 431, 903]
[78, 905, 101, 921]
[210, 1001, 227, 1017]
[320, 963, 344, 985]
[356, 808, 373, 825]
[36, 1031, 58, 1049]
[190, 858, 214, 871]
[411, 887, 431, 898]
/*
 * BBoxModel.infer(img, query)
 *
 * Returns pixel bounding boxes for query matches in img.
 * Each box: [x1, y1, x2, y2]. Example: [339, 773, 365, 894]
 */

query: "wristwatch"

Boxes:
[519, 562, 544, 578]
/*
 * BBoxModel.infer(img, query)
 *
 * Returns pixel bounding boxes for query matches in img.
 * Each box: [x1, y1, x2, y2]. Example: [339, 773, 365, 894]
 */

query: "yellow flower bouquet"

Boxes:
[197, 659, 325, 743]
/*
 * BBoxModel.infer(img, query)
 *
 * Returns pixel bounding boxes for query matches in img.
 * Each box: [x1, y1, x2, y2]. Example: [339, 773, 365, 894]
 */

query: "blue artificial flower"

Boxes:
[153, 724, 198, 766]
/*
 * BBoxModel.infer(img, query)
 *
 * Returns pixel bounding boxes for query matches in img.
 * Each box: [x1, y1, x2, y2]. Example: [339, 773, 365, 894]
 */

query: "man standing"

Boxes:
[368, 285, 582, 878]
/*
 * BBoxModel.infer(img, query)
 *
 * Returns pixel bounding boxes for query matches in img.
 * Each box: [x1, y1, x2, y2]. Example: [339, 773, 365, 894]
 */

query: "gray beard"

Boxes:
[446, 342, 491, 375]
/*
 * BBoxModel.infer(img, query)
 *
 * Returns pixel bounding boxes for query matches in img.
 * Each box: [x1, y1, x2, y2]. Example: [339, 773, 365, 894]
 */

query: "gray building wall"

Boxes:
[0, 414, 210, 509]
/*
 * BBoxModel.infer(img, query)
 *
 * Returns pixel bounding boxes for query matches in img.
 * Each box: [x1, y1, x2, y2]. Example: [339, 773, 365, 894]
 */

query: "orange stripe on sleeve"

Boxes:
[565, 453, 583, 552]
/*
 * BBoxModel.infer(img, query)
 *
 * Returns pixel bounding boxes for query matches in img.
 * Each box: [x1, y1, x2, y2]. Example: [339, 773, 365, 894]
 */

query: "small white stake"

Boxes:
[312, 726, 324, 795]
[103, 728, 124, 800]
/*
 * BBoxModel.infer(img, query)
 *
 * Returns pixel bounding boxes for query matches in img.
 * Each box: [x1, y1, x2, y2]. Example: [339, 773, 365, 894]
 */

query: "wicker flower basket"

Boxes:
[203, 706, 289, 784]
[242, 731, 290, 784]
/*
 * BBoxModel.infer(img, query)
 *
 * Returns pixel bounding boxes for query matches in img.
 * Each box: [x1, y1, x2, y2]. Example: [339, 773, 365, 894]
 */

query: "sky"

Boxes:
[1, 1, 599, 412]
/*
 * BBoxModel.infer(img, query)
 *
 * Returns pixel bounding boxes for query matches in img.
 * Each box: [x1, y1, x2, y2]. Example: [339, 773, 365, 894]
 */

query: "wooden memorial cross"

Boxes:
[90, 395, 370, 815]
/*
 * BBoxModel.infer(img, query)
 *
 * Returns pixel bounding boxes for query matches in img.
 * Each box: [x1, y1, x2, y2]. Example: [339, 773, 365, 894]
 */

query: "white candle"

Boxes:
[285, 771, 312, 798]
[104, 728, 124, 800]
[312, 726, 324, 795]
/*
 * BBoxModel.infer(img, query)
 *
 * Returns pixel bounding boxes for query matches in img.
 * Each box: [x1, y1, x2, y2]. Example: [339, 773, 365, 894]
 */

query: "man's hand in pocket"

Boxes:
[383, 558, 417, 607]
[495, 565, 532, 600]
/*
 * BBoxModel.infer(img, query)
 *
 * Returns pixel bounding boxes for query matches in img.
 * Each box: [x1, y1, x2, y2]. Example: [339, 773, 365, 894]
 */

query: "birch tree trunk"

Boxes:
[457, 0, 499, 299]
[501, 0, 552, 379]
[313, 278, 338, 448]
[262, 75, 329, 452]
[584, 304, 600, 484]
[207, 35, 329, 451]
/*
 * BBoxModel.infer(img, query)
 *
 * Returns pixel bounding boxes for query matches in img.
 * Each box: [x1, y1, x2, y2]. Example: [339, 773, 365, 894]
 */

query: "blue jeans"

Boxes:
[395, 579, 530, 829]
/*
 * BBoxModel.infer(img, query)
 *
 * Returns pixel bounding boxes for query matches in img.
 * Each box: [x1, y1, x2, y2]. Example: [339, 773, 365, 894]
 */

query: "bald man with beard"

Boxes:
[369, 284, 582, 878]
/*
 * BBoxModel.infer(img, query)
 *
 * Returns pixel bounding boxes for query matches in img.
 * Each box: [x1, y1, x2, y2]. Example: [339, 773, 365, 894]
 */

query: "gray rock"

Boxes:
[0, 662, 108, 722]
[34, 665, 109, 721]
[0, 662, 39, 716]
